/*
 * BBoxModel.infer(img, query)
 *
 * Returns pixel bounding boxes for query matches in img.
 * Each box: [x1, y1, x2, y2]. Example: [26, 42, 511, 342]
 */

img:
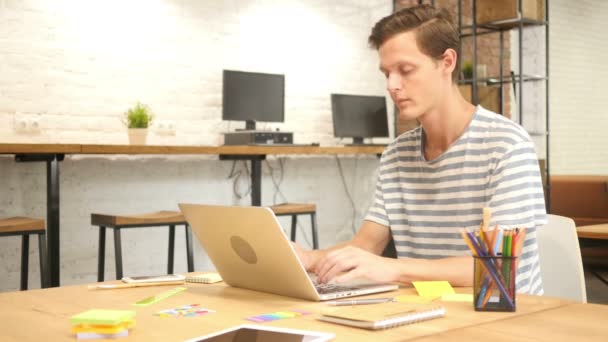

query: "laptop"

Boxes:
[179, 203, 399, 301]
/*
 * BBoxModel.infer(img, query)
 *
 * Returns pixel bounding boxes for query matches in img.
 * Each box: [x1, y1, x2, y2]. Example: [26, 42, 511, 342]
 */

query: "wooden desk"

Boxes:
[0, 143, 385, 287]
[0, 282, 585, 342]
[416, 303, 607, 341]
[577, 224, 608, 240]
[577, 223, 608, 286]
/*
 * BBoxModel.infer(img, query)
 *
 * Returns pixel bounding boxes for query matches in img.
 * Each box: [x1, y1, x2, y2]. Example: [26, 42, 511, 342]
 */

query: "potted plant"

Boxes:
[124, 102, 153, 145]
[462, 61, 473, 80]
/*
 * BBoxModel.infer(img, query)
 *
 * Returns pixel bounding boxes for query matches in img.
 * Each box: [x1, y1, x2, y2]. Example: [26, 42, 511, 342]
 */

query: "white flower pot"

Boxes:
[128, 128, 148, 145]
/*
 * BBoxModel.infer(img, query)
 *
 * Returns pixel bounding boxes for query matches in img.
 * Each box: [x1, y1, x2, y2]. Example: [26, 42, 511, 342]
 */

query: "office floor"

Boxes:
[585, 270, 608, 304]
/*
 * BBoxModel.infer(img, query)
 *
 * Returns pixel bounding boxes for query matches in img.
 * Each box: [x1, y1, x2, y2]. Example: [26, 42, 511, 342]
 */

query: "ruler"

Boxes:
[133, 287, 187, 307]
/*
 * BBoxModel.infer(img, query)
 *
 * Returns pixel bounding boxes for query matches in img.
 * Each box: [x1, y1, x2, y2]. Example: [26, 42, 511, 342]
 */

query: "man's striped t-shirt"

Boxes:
[365, 106, 547, 295]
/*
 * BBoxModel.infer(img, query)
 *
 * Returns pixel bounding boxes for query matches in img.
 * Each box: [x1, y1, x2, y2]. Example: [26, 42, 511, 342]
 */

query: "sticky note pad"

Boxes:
[155, 304, 215, 318]
[412, 281, 455, 298]
[76, 330, 129, 340]
[71, 320, 135, 334]
[246, 309, 311, 322]
[70, 309, 136, 326]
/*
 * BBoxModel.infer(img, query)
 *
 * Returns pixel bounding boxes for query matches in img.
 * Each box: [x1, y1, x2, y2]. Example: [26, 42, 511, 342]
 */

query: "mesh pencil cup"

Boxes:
[473, 255, 517, 312]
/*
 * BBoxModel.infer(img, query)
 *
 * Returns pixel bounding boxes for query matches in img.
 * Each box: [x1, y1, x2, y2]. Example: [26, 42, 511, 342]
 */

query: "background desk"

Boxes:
[577, 224, 608, 287]
[0, 143, 385, 287]
[1, 281, 600, 342]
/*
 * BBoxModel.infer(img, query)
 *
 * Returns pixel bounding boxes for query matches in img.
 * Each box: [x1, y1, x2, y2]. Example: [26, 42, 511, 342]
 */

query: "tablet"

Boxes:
[122, 274, 185, 283]
[184, 324, 334, 342]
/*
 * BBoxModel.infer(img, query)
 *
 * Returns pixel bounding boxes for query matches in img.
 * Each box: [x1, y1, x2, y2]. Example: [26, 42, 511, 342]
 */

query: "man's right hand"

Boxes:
[291, 242, 318, 271]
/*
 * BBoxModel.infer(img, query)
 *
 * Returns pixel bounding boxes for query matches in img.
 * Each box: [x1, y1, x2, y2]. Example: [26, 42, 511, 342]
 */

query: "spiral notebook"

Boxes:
[185, 273, 223, 284]
[318, 303, 445, 330]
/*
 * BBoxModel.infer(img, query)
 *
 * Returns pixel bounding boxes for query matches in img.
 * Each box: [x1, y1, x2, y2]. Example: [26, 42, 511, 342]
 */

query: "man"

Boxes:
[295, 5, 547, 294]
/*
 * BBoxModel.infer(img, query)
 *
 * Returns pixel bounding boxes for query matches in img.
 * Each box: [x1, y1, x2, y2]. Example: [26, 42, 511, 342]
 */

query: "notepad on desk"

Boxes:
[318, 303, 446, 330]
[185, 273, 223, 284]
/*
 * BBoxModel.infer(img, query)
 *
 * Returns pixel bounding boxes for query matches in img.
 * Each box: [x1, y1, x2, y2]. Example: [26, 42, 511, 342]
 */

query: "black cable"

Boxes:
[335, 155, 358, 234]
[265, 158, 287, 204]
[264, 158, 313, 248]
[228, 160, 251, 200]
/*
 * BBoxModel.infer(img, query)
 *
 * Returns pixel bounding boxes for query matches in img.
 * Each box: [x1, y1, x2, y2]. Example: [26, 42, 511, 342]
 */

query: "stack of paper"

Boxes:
[70, 309, 135, 340]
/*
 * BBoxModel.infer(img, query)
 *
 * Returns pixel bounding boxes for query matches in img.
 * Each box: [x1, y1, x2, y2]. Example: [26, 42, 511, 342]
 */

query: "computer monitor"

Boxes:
[222, 70, 285, 131]
[331, 94, 389, 145]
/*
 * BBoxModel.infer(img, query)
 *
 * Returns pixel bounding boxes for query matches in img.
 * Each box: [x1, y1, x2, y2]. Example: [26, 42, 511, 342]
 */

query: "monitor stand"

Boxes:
[236, 120, 257, 131]
[350, 137, 364, 145]
[345, 137, 387, 147]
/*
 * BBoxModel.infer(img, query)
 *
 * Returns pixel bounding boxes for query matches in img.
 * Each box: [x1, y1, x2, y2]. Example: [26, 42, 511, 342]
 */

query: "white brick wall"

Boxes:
[0, 0, 391, 291]
[509, 0, 608, 172]
[0, 0, 392, 145]
[549, 0, 608, 174]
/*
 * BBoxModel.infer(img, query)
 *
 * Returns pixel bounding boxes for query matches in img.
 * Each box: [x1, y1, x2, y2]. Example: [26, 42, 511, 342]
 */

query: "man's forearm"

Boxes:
[392, 255, 473, 286]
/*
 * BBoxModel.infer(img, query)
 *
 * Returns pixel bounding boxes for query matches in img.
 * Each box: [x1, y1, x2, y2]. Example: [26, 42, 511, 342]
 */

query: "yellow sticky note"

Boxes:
[412, 281, 455, 298]
[441, 293, 473, 302]
[394, 295, 434, 304]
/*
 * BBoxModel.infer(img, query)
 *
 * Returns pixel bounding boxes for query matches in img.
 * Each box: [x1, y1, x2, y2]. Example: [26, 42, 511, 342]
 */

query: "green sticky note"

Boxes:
[441, 293, 474, 302]
[412, 281, 455, 298]
[70, 309, 135, 326]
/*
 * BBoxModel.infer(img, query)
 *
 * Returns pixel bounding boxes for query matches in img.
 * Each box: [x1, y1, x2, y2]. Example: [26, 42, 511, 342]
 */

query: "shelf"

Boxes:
[458, 75, 547, 85]
[461, 17, 547, 32]
[456, 0, 550, 212]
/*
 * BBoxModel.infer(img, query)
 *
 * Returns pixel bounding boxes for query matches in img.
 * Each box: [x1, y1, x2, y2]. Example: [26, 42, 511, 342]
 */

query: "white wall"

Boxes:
[549, 0, 608, 174]
[507, 0, 607, 173]
[0, 0, 392, 291]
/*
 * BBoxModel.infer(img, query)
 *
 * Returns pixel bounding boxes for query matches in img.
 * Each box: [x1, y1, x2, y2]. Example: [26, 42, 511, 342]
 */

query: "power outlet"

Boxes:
[154, 120, 176, 135]
[14, 117, 28, 133]
[14, 115, 41, 133]
[29, 117, 41, 133]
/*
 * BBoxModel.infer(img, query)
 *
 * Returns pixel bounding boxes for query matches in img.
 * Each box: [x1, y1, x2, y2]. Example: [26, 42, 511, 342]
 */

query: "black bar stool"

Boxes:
[269, 203, 319, 249]
[91, 211, 194, 281]
[0, 217, 47, 290]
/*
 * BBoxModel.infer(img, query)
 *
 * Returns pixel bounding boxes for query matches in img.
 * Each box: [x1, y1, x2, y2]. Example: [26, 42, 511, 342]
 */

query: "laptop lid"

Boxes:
[179, 203, 398, 301]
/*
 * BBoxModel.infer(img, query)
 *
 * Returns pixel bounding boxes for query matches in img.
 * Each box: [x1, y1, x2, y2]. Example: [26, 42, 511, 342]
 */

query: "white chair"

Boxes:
[536, 214, 587, 303]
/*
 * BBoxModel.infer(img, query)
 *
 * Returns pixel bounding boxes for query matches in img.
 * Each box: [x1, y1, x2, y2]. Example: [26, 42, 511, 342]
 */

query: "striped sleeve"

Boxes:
[488, 139, 547, 229]
[364, 149, 394, 227]
[364, 164, 390, 227]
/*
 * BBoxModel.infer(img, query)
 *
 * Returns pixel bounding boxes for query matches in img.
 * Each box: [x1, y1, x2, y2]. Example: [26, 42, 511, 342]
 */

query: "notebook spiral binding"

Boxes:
[377, 306, 446, 329]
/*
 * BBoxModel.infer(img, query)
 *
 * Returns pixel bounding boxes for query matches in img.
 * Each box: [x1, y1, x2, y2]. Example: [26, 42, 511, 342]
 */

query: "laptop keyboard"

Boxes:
[313, 282, 362, 294]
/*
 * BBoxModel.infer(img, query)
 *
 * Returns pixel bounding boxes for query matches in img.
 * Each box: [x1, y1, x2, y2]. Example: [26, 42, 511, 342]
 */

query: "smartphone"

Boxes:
[122, 274, 185, 284]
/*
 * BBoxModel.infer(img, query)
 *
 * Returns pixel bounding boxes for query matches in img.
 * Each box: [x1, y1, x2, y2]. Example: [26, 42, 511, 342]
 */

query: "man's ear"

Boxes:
[442, 48, 458, 77]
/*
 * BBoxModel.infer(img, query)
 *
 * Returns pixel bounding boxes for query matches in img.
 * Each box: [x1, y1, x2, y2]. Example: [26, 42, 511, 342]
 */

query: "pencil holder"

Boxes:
[473, 256, 517, 312]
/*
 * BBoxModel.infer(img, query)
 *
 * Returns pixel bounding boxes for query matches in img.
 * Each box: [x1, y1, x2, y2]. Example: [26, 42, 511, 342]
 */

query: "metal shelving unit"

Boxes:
[457, 0, 551, 210]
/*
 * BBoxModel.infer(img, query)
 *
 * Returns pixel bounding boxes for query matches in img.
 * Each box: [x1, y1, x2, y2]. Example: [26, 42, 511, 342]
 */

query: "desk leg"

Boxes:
[46, 156, 60, 287]
[219, 155, 265, 207]
[250, 159, 262, 206]
[15, 154, 62, 288]
[592, 271, 608, 286]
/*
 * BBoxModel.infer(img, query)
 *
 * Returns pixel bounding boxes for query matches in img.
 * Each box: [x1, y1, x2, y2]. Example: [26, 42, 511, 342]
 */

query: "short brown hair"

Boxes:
[369, 4, 460, 82]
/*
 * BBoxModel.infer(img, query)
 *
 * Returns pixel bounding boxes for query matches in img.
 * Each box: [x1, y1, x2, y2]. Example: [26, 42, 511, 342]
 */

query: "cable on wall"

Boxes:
[264, 157, 314, 249]
[228, 160, 251, 200]
[335, 155, 359, 235]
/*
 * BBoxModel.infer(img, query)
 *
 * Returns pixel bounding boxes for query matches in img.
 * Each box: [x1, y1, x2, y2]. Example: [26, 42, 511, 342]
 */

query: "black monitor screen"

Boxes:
[331, 94, 389, 143]
[222, 70, 285, 129]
